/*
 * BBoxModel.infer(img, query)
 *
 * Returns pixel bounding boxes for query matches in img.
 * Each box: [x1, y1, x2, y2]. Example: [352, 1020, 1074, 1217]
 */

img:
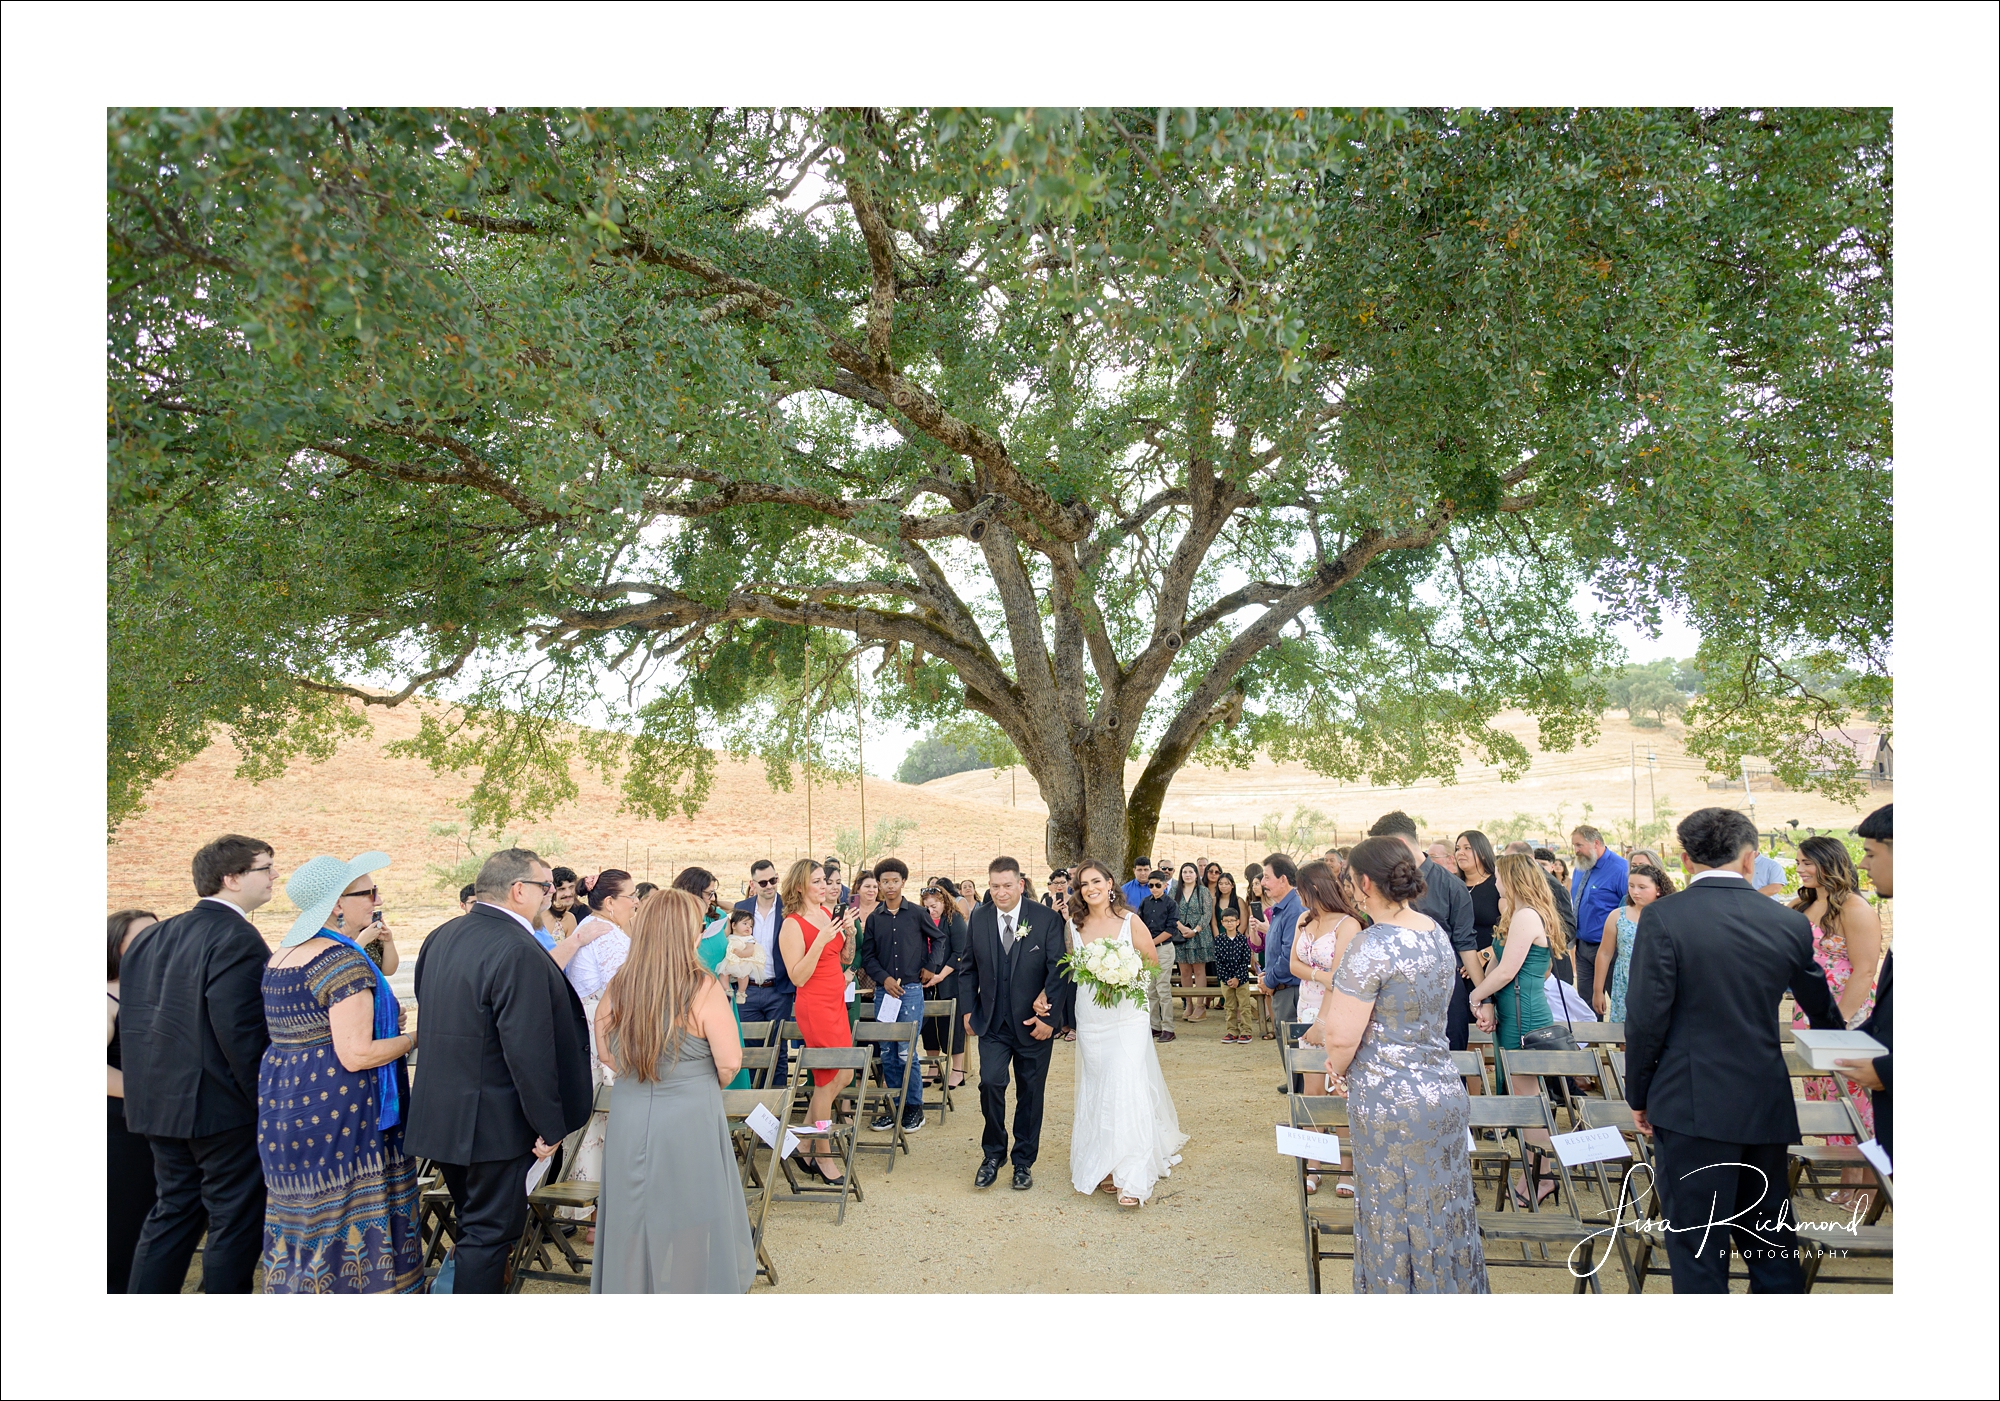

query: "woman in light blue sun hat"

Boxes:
[254, 852, 424, 1293]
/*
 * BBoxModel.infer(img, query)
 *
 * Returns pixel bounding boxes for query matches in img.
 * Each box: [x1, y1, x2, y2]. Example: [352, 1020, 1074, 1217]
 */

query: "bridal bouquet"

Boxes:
[1060, 937, 1151, 1011]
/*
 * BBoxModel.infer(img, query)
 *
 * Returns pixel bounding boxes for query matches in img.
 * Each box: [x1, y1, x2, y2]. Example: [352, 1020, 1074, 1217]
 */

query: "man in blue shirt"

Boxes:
[1256, 853, 1303, 1059]
[1121, 857, 1154, 910]
[1569, 825, 1628, 1002]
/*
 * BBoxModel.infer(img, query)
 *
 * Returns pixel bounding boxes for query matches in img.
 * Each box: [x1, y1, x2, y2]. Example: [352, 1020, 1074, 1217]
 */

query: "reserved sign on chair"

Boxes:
[1549, 1125, 1631, 1167]
[1275, 1124, 1342, 1164]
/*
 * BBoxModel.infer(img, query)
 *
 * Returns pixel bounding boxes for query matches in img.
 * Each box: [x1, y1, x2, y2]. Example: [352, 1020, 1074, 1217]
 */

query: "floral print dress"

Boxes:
[1791, 921, 1877, 1142]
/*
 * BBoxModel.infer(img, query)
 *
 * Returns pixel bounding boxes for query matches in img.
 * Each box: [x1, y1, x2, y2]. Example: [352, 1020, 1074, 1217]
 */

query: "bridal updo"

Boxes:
[1342, 837, 1428, 905]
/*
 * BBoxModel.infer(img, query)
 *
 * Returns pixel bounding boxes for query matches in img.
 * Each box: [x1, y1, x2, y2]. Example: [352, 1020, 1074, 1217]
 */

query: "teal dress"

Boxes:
[696, 917, 751, 1090]
[1491, 929, 1553, 1051]
[1606, 911, 1638, 1023]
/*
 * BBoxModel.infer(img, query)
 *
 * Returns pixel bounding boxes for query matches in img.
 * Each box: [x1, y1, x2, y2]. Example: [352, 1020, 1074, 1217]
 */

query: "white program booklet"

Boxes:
[1791, 1028, 1889, 1071]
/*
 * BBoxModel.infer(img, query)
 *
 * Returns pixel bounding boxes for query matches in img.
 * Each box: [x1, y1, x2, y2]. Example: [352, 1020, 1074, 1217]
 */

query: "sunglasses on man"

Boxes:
[755, 876, 779, 888]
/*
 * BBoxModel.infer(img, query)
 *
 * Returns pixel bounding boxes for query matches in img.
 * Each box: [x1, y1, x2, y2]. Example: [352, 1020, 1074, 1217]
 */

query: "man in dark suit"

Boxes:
[732, 858, 795, 1084]
[120, 834, 278, 1293]
[1839, 804, 1893, 1161]
[965, 856, 1070, 1190]
[1370, 812, 1479, 1049]
[1625, 807, 1845, 1293]
[404, 847, 594, 1293]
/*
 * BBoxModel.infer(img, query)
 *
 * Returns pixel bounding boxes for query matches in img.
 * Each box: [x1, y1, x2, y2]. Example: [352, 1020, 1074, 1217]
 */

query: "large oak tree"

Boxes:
[108, 107, 1891, 858]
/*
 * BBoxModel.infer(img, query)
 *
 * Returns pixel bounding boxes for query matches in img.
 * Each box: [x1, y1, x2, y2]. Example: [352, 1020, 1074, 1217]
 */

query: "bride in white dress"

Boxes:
[1066, 860, 1189, 1207]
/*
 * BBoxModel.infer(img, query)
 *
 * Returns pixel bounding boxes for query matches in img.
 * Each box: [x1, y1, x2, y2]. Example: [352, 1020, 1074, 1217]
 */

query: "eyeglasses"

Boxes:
[755, 877, 779, 888]
[246, 862, 275, 875]
[339, 887, 379, 901]
[516, 880, 555, 893]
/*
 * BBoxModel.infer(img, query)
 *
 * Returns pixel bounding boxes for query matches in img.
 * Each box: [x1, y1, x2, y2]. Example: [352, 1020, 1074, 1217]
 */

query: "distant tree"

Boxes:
[894, 737, 985, 785]
[108, 106, 1892, 846]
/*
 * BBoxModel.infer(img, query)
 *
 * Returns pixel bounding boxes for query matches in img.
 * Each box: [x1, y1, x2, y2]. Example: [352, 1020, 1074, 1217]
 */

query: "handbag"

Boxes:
[1515, 948, 1578, 1053]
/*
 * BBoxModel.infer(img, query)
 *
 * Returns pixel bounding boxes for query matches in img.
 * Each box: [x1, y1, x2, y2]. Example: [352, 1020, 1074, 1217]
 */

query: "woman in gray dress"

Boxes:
[592, 888, 756, 1294]
[1310, 837, 1488, 1294]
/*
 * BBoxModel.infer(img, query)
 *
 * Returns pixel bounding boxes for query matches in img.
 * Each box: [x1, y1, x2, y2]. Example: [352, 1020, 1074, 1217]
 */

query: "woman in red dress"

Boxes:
[778, 859, 855, 1186]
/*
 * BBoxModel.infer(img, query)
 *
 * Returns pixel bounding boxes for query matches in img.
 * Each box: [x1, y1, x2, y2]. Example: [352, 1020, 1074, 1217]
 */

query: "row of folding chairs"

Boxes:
[1280, 1037, 1890, 1294]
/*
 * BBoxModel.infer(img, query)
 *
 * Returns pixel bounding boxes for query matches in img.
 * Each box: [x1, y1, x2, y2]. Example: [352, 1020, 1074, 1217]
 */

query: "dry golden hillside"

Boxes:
[109, 700, 1887, 933]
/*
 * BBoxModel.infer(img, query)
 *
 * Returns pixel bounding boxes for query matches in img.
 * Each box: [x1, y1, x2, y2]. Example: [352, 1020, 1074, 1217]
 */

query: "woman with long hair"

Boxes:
[675, 867, 751, 1091]
[1308, 837, 1486, 1292]
[1168, 861, 1214, 1022]
[1789, 837, 1884, 1154]
[1066, 859, 1188, 1208]
[1467, 853, 1570, 1204]
[592, 889, 755, 1293]
[920, 883, 972, 1089]
[1291, 860, 1364, 1197]
[1593, 863, 1675, 1021]
[777, 859, 854, 1185]
[1452, 829, 1501, 956]
[107, 909, 160, 1292]
[561, 868, 643, 1234]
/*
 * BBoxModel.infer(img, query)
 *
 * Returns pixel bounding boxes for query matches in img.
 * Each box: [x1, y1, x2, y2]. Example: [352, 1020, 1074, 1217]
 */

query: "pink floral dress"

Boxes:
[1791, 921, 1876, 1142]
[1297, 917, 1355, 1096]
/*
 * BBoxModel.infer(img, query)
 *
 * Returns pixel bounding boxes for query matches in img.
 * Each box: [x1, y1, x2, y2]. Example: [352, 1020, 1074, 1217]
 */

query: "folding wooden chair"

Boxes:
[1571, 1023, 1626, 1047]
[1467, 1094, 1605, 1292]
[415, 1159, 457, 1281]
[1497, 1047, 1606, 1134]
[508, 1084, 612, 1291]
[916, 997, 959, 1119]
[739, 1044, 780, 1091]
[1287, 1093, 1355, 1293]
[723, 1087, 792, 1288]
[1451, 1049, 1488, 1094]
[1781, 1049, 1873, 1197]
[779, 1045, 868, 1224]
[854, 1019, 923, 1168]
[1573, 1096, 1665, 1292]
[1798, 1096, 1892, 1291]
[1278, 1020, 1314, 1093]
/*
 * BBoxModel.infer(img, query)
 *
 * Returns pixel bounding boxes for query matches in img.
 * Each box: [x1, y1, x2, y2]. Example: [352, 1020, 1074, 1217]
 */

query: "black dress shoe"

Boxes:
[1012, 1165, 1033, 1191]
[974, 1158, 1002, 1189]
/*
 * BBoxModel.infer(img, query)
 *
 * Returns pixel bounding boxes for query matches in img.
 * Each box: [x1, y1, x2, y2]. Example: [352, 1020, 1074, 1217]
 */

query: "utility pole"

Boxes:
[1646, 749, 1658, 825]
[1630, 741, 1638, 838]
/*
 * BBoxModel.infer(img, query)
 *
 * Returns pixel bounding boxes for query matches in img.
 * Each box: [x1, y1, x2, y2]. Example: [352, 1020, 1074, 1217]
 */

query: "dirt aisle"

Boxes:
[766, 1009, 1314, 1294]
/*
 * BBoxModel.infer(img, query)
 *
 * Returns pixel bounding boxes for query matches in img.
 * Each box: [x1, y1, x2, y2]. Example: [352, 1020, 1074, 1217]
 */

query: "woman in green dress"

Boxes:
[674, 867, 751, 1090]
[1169, 862, 1214, 1023]
[1467, 852, 1568, 1204]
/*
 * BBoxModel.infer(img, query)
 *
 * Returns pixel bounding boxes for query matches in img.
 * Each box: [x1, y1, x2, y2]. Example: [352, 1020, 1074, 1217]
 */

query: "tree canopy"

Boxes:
[108, 106, 1893, 854]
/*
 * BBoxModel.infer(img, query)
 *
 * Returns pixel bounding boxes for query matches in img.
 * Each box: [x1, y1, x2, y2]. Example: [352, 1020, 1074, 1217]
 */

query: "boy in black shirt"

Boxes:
[1137, 874, 1179, 1042]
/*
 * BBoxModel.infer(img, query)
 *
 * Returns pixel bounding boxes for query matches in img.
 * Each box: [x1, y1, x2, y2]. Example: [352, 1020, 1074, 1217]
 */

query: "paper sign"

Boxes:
[1467, 1131, 1477, 1154]
[525, 1154, 553, 1194]
[745, 1101, 783, 1148]
[1275, 1124, 1341, 1164]
[1549, 1125, 1632, 1167]
[877, 990, 904, 1024]
[1858, 1138, 1893, 1179]
[780, 1130, 802, 1161]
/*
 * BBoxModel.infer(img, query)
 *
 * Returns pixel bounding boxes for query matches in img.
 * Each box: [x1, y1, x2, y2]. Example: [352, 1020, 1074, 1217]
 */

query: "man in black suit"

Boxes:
[1625, 807, 1845, 1293]
[1839, 804, 1894, 1161]
[965, 856, 1070, 1190]
[1370, 812, 1479, 1049]
[405, 847, 594, 1293]
[120, 834, 278, 1293]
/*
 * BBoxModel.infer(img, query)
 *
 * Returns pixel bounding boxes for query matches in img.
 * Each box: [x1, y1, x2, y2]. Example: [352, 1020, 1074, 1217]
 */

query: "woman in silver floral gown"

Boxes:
[1314, 837, 1488, 1293]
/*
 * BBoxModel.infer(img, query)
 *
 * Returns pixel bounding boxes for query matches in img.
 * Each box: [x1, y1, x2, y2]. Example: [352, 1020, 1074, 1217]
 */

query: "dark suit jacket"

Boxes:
[1857, 949, 1893, 1156]
[1623, 874, 1843, 1143]
[1545, 873, 1578, 943]
[730, 897, 794, 993]
[404, 903, 594, 1165]
[1414, 857, 1475, 958]
[965, 897, 1071, 1039]
[118, 899, 272, 1139]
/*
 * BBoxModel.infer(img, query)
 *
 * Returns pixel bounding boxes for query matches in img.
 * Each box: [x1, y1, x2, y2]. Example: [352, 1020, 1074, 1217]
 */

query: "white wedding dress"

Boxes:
[1068, 913, 1189, 1202]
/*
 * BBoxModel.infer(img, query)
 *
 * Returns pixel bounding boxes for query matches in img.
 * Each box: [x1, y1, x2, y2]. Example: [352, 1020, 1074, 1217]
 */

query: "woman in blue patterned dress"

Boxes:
[257, 853, 422, 1293]
[1313, 837, 1488, 1293]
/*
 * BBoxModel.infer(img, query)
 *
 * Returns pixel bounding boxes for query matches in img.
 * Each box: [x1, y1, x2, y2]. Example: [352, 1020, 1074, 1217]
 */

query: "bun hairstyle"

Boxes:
[585, 868, 635, 910]
[1343, 837, 1427, 905]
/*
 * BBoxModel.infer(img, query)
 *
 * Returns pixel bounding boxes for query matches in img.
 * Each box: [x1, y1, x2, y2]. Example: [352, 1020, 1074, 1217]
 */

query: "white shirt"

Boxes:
[1686, 869, 1744, 885]
[751, 898, 781, 964]
[565, 916, 631, 1001]
[476, 900, 537, 934]
[994, 899, 1022, 948]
